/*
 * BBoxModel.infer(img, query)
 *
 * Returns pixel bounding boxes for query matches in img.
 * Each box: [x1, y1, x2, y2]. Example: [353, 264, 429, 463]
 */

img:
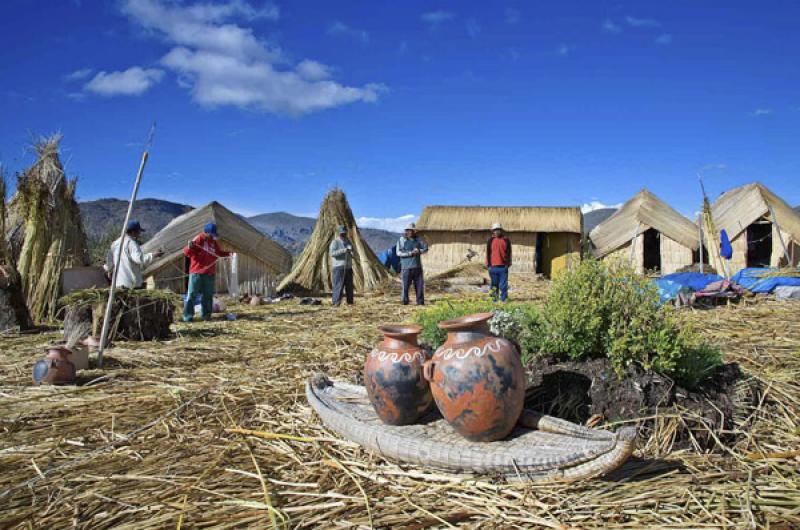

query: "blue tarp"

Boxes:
[654, 279, 684, 305]
[660, 272, 723, 292]
[378, 245, 401, 273]
[731, 267, 800, 293]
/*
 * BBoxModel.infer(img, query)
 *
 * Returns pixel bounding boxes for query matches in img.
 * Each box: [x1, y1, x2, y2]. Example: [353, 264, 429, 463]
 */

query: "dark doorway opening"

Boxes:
[534, 233, 544, 274]
[746, 218, 772, 268]
[642, 228, 661, 272]
[183, 256, 191, 292]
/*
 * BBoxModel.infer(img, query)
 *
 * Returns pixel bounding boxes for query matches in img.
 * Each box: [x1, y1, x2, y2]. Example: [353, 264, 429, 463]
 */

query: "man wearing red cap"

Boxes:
[182, 222, 230, 322]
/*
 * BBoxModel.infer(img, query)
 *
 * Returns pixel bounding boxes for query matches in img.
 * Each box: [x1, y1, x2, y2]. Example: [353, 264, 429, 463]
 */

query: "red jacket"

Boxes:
[486, 236, 512, 267]
[183, 234, 230, 275]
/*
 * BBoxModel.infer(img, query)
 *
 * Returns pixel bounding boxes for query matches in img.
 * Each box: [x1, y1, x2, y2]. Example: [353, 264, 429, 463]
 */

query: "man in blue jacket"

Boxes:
[396, 223, 428, 305]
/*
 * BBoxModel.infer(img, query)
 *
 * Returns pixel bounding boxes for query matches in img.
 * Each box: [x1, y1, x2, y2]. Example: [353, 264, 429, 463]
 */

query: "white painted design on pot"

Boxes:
[433, 338, 506, 361]
[369, 349, 425, 364]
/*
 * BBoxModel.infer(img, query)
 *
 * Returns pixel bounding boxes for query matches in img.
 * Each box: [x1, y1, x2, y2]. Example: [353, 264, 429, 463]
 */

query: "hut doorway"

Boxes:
[535, 233, 544, 275]
[183, 256, 190, 292]
[746, 218, 772, 268]
[642, 228, 661, 272]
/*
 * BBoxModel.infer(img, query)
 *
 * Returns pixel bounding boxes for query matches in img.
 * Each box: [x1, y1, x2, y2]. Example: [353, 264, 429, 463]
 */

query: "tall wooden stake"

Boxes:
[97, 125, 155, 368]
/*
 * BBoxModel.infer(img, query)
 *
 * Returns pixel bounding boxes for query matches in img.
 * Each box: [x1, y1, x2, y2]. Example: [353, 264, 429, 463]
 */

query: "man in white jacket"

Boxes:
[104, 220, 163, 289]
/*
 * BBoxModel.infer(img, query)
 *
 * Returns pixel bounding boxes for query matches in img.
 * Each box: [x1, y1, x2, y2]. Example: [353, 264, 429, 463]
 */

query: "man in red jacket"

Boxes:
[182, 222, 230, 322]
[486, 222, 512, 302]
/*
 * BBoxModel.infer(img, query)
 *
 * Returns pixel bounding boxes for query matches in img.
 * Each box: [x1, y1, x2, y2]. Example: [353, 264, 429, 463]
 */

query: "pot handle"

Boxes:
[422, 360, 435, 382]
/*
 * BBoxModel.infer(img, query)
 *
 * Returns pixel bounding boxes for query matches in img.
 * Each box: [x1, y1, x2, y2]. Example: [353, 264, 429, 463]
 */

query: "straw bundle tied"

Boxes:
[278, 188, 389, 294]
[0, 170, 33, 331]
[1, 278, 798, 528]
[6, 134, 88, 321]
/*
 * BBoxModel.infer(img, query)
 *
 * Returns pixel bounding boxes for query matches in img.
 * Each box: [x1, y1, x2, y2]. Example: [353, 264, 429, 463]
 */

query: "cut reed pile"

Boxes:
[757, 267, 800, 278]
[6, 134, 89, 322]
[0, 281, 798, 528]
[278, 189, 389, 294]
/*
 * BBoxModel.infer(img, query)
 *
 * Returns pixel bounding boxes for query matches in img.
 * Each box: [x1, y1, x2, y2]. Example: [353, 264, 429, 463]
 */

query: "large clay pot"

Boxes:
[423, 312, 525, 442]
[364, 324, 432, 425]
[32, 346, 76, 385]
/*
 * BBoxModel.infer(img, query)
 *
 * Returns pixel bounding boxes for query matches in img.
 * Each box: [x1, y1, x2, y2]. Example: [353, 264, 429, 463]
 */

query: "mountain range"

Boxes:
[78, 198, 399, 256]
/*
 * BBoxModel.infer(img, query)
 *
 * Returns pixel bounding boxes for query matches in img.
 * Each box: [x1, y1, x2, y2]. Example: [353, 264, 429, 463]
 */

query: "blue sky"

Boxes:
[1, 0, 798, 230]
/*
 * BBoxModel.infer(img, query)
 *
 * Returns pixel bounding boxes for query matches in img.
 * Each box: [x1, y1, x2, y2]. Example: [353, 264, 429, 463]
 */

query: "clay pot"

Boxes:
[364, 324, 433, 425]
[32, 346, 76, 385]
[423, 312, 525, 442]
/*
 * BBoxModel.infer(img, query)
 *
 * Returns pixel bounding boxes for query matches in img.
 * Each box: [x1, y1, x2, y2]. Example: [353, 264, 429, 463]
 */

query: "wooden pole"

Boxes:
[697, 213, 704, 271]
[97, 125, 155, 367]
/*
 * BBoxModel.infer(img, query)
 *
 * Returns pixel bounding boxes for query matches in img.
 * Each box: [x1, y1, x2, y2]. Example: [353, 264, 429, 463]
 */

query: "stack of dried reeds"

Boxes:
[278, 188, 389, 294]
[6, 134, 88, 322]
[0, 171, 32, 332]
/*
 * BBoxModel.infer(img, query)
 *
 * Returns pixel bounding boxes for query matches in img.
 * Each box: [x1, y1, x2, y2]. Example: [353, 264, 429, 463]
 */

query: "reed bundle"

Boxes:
[0, 172, 33, 332]
[278, 189, 389, 294]
[757, 267, 800, 278]
[6, 134, 88, 322]
[0, 281, 798, 528]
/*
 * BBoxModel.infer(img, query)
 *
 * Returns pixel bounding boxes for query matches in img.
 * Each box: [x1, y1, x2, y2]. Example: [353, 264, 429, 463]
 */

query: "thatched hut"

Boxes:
[710, 182, 800, 270]
[5, 135, 89, 321]
[590, 189, 698, 275]
[142, 201, 292, 296]
[0, 174, 32, 331]
[415, 206, 583, 277]
[277, 189, 389, 293]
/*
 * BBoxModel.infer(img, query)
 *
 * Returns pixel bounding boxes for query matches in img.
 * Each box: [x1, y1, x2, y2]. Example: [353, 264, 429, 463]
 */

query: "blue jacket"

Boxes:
[396, 236, 428, 269]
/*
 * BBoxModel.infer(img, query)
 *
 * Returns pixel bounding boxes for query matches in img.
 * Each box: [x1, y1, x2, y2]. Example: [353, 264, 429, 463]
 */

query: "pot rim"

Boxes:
[378, 324, 422, 338]
[437, 312, 494, 331]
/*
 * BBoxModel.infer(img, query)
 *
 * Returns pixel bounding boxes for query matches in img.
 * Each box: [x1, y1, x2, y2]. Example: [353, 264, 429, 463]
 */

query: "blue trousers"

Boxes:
[489, 266, 509, 302]
[183, 273, 215, 321]
[401, 267, 425, 305]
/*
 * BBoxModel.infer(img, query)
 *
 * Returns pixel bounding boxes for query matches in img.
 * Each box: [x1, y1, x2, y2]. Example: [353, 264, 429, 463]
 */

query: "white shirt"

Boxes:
[104, 236, 155, 288]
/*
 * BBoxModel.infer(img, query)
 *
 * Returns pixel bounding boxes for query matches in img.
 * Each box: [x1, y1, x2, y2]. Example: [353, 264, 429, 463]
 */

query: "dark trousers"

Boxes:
[489, 266, 509, 302]
[401, 267, 424, 305]
[332, 266, 354, 306]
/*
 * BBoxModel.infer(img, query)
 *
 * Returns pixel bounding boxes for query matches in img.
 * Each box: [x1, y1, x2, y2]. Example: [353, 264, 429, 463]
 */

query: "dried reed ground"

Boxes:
[1, 277, 798, 529]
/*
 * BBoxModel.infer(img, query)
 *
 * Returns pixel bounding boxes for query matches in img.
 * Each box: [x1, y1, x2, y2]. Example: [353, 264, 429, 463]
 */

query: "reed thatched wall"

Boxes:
[421, 230, 580, 277]
[729, 232, 748, 272]
[147, 252, 279, 296]
[660, 234, 693, 275]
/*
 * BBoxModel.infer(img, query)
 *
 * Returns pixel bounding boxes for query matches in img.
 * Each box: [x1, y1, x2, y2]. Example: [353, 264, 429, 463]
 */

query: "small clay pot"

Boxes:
[423, 312, 525, 442]
[32, 346, 76, 385]
[364, 324, 432, 425]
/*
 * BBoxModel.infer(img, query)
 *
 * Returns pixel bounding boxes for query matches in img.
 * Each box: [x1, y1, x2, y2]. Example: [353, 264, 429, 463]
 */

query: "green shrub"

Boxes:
[536, 259, 721, 389]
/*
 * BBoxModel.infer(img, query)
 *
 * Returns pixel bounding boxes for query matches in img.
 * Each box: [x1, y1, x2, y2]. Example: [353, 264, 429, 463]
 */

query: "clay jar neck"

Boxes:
[437, 312, 492, 346]
[378, 325, 421, 350]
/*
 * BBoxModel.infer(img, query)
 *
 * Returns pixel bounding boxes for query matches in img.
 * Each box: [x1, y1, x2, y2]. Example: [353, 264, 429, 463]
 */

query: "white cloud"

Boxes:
[84, 67, 164, 96]
[556, 43, 574, 56]
[421, 10, 455, 28]
[700, 163, 727, 172]
[64, 68, 94, 81]
[581, 201, 622, 213]
[120, 0, 383, 115]
[465, 18, 480, 39]
[753, 108, 772, 116]
[356, 214, 417, 233]
[625, 16, 661, 28]
[655, 33, 672, 45]
[602, 18, 621, 34]
[504, 7, 520, 24]
[327, 20, 369, 44]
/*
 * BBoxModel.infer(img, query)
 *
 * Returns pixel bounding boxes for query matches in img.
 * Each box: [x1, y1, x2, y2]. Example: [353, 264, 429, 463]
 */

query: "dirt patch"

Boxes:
[525, 357, 757, 450]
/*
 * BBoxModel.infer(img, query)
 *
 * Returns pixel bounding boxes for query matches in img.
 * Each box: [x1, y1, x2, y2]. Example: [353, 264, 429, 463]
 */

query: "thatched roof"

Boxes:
[590, 189, 698, 258]
[143, 201, 292, 275]
[417, 206, 582, 233]
[710, 182, 800, 243]
[277, 189, 389, 293]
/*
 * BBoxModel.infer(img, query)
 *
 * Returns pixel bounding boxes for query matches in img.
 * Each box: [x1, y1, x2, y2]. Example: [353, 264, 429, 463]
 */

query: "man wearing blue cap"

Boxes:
[182, 222, 230, 322]
[105, 220, 163, 288]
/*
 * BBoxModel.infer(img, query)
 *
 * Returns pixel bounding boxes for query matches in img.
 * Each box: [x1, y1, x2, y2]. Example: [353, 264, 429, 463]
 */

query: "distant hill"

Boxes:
[582, 208, 618, 234]
[794, 205, 800, 215]
[79, 199, 399, 257]
[247, 212, 399, 255]
[79, 198, 193, 241]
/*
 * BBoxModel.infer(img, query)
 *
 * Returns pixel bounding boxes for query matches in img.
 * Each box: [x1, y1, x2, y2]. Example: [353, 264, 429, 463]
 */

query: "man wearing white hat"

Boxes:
[486, 222, 512, 302]
[396, 222, 428, 305]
